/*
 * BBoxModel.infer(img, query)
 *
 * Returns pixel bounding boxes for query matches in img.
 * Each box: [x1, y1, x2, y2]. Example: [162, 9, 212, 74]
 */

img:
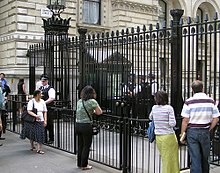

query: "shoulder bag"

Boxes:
[21, 100, 37, 123]
[82, 101, 100, 135]
[147, 119, 155, 143]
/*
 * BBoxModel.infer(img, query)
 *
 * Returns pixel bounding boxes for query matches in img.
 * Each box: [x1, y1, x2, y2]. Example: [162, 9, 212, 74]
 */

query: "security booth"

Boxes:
[98, 52, 132, 117]
[82, 51, 132, 117]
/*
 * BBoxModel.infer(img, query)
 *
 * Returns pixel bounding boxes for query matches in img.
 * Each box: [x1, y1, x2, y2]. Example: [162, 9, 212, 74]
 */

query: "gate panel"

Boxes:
[27, 10, 220, 173]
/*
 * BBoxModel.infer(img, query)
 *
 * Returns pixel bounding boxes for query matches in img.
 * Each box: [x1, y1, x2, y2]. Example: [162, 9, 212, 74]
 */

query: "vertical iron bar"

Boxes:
[213, 13, 217, 100]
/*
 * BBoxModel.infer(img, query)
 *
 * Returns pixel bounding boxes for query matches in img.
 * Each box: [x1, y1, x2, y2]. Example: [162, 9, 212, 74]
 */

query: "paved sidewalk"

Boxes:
[181, 164, 220, 173]
[1, 131, 220, 173]
[0, 131, 121, 173]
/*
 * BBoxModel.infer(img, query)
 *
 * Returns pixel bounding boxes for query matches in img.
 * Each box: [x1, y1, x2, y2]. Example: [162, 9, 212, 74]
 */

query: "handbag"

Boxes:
[82, 101, 100, 135]
[147, 119, 155, 143]
[21, 100, 37, 123]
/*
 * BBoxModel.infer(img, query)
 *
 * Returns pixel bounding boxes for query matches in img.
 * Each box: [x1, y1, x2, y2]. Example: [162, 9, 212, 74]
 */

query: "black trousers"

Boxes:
[45, 109, 54, 141]
[75, 123, 93, 167]
[0, 110, 7, 136]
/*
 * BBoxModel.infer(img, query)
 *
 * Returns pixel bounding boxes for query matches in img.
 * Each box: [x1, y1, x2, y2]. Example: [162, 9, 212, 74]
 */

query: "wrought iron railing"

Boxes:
[4, 97, 193, 173]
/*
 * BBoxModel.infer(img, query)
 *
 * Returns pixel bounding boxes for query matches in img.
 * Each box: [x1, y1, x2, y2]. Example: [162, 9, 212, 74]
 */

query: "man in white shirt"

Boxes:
[180, 80, 219, 173]
[39, 75, 56, 144]
[35, 74, 44, 90]
[148, 73, 157, 97]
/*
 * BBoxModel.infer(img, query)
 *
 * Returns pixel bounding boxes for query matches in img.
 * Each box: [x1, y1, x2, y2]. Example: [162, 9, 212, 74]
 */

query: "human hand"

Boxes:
[179, 132, 187, 144]
[43, 121, 47, 127]
[35, 115, 41, 121]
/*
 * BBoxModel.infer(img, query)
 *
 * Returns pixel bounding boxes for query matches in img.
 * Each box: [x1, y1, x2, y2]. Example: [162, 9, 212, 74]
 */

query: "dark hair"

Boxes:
[154, 90, 168, 105]
[80, 85, 96, 101]
[33, 90, 41, 97]
[0, 73, 5, 77]
[148, 73, 155, 79]
[18, 78, 24, 83]
[40, 74, 49, 80]
[191, 80, 203, 93]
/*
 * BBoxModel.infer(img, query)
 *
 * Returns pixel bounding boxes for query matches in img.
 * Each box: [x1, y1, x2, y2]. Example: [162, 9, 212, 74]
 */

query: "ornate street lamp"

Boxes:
[47, 0, 65, 18]
[43, 0, 70, 33]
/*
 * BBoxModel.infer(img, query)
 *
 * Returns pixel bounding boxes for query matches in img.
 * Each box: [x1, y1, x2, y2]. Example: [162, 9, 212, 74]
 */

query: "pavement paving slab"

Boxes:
[0, 131, 121, 173]
[1, 131, 220, 173]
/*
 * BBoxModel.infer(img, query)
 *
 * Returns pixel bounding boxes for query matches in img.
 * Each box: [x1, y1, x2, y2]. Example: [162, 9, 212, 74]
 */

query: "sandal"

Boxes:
[30, 147, 36, 151]
[81, 165, 92, 170]
[37, 150, 45, 154]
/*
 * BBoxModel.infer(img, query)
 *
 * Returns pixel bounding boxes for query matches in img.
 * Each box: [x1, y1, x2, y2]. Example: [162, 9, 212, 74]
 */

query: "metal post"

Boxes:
[27, 47, 36, 95]
[122, 116, 128, 173]
[12, 100, 17, 131]
[78, 28, 87, 94]
[170, 9, 184, 116]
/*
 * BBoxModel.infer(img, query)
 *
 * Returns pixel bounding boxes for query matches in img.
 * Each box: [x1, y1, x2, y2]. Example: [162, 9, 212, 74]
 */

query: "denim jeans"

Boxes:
[187, 128, 210, 173]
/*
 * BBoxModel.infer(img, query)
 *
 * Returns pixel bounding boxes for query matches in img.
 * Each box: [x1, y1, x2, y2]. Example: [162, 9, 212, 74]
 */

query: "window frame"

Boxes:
[82, 0, 101, 25]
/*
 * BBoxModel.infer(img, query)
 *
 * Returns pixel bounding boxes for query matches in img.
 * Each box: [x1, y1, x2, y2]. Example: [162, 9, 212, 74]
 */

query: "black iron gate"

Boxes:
[26, 9, 220, 173]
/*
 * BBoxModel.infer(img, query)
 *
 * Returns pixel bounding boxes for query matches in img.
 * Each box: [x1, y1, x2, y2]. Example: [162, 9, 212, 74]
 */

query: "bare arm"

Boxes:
[45, 88, 55, 104]
[181, 117, 189, 134]
[0, 116, 2, 131]
[180, 117, 189, 144]
[43, 112, 47, 127]
[94, 106, 102, 115]
[22, 84, 26, 94]
[209, 117, 219, 131]
[45, 97, 55, 104]
[28, 110, 38, 118]
[27, 110, 40, 121]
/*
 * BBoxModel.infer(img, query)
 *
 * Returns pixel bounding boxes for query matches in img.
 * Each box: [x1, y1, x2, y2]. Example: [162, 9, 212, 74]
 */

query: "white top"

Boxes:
[149, 105, 176, 135]
[181, 92, 219, 128]
[35, 80, 42, 90]
[133, 84, 142, 94]
[27, 98, 47, 121]
[151, 80, 157, 96]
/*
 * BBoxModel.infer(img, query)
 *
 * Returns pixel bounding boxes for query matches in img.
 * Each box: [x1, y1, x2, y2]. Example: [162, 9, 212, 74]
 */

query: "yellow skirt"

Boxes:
[156, 133, 180, 173]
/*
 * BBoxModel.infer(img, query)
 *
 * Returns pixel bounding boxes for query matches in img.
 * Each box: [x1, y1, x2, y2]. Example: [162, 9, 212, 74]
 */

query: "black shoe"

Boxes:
[0, 138, 5, 140]
[0, 143, 3, 146]
[47, 140, 54, 144]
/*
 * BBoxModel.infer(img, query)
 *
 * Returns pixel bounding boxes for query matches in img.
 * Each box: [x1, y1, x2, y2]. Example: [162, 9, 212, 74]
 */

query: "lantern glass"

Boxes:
[47, 0, 65, 6]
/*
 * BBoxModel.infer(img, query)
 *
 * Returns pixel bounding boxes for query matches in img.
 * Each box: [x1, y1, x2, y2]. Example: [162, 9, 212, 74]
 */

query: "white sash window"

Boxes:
[158, 0, 167, 28]
[83, 0, 101, 25]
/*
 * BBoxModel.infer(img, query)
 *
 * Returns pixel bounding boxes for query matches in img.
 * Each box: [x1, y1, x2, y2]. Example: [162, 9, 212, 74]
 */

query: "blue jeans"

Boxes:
[187, 128, 210, 173]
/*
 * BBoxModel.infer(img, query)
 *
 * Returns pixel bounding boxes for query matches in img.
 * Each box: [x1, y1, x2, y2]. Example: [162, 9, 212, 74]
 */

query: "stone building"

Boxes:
[0, 0, 219, 94]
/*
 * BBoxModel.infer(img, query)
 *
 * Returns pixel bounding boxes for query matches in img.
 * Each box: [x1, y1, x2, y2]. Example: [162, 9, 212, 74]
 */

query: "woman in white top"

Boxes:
[149, 90, 179, 173]
[27, 90, 47, 154]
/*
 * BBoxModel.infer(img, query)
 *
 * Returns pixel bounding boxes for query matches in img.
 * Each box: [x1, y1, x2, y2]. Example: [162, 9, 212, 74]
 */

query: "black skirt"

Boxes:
[20, 121, 45, 144]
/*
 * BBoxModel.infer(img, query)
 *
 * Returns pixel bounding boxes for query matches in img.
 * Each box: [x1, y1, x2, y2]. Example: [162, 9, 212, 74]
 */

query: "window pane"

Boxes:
[158, 0, 167, 28]
[82, 0, 100, 25]
[82, 1, 90, 23]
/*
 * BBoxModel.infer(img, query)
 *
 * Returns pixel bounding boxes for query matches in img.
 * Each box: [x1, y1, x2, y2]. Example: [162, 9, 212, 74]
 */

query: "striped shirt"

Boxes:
[181, 92, 219, 128]
[149, 105, 176, 135]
